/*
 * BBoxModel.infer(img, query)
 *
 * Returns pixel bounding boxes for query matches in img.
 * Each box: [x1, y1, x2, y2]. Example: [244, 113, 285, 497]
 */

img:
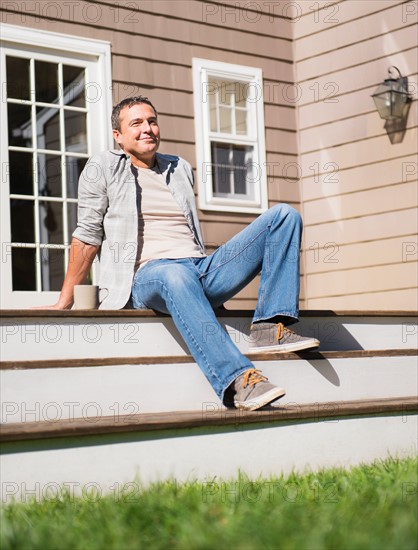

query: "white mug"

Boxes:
[73, 285, 99, 310]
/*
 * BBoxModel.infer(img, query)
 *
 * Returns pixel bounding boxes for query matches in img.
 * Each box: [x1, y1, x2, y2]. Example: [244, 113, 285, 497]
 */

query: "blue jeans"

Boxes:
[131, 204, 302, 401]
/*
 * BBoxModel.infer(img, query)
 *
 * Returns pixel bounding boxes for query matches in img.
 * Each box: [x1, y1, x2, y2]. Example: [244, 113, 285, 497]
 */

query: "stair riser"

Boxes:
[2, 357, 416, 422]
[1, 414, 416, 503]
[1, 316, 417, 361]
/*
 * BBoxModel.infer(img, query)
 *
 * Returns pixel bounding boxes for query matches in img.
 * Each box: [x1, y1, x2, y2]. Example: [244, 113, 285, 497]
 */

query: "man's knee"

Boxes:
[269, 203, 302, 225]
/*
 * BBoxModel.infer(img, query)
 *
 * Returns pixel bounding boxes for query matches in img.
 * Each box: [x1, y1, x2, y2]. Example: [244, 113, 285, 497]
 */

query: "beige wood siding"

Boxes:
[1, 0, 299, 310]
[294, 0, 418, 310]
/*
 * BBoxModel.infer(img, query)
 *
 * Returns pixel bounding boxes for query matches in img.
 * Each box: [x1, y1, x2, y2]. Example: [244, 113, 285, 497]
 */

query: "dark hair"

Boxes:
[111, 96, 158, 131]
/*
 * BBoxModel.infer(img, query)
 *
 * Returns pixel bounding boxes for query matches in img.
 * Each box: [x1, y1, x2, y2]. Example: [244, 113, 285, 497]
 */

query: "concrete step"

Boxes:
[1, 397, 417, 502]
[1, 310, 417, 361]
[1, 351, 417, 421]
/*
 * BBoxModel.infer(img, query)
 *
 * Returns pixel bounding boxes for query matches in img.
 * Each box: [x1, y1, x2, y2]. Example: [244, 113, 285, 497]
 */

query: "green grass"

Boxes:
[1, 456, 417, 550]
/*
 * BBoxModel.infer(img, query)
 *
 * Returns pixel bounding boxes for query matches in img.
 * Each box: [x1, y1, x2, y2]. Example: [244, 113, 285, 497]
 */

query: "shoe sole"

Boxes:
[234, 387, 286, 411]
[247, 339, 320, 355]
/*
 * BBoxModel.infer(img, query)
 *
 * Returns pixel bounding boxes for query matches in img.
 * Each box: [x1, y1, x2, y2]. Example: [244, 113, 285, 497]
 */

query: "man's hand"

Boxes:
[30, 238, 100, 310]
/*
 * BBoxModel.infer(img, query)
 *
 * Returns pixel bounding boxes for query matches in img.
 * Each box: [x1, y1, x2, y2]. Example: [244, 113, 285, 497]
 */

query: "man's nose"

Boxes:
[141, 120, 152, 132]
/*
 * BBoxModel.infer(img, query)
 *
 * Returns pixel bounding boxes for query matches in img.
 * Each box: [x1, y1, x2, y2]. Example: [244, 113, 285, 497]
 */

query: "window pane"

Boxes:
[219, 106, 232, 133]
[210, 107, 217, 132]
[63, 65, 85, 107]
[235, 82, 247, 107]
[35, 61, 59, 104]
[66, 157, 87, 198]
[67, 202, 78, 234]
[64, 110, 87, 153]
[211, 143, 253, 198]
[232, 147, 247, 166]
[217, 80, 234, 106]
[9, 151, 34, 195]
[10, 199, 35, 242]
[12, 247, 36, 290]
[38, 154, 62, 197]
[236, 109, 247, 135]
[41, 248, 65, 291]
[213, 143, 230, 166]
[214, 164, 231, 194]
[233, 146, 253, 196]
[6, 57, 30, 100]
[211, 143, 231, 195]
[234, 166, 247, 195]
[36, 106, 61, 150]
[8, 104, 32, 147]
[39, 201, 63, 244]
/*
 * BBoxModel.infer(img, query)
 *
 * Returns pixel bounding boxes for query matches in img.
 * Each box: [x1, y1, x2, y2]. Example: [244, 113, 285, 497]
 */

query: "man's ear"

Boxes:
[112, 129, 122, 145]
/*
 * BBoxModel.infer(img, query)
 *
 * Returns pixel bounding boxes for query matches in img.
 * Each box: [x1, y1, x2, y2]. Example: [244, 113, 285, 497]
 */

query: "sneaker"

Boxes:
[247, 322, 320, 354]
[232, 368, 286, 411]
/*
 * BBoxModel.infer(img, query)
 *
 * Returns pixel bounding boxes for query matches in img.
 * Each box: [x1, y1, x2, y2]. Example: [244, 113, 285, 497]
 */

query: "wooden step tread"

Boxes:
[1, 397, 417, 442]
[1, 309, 417, 319]
[2, 348, 417, 371]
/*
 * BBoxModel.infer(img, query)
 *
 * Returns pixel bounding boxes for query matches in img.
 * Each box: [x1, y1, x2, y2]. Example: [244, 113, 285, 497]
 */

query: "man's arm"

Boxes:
[33, 237, 99, 310]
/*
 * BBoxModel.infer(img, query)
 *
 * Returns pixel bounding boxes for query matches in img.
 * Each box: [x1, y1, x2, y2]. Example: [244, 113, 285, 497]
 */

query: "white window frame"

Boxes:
[0, 24, 113, 309]
[192, 58, 268, 214]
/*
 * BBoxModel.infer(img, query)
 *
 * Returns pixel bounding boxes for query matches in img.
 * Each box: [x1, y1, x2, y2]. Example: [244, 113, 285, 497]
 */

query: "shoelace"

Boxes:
[276, 323, 294, 341]
[242, 368, 268, 388]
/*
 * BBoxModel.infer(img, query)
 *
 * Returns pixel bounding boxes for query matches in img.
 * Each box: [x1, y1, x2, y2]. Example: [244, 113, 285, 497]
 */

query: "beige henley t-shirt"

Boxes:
[135, 164, 206, 270]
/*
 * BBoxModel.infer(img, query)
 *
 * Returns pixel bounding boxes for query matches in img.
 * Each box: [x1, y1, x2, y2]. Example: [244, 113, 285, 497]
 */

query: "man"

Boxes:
[46, 96, 319, 411]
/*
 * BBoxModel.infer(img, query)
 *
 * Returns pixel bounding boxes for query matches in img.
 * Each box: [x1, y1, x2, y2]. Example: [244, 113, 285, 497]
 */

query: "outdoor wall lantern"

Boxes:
[371, 66, 411, 120]
[371, 66, 412, 144]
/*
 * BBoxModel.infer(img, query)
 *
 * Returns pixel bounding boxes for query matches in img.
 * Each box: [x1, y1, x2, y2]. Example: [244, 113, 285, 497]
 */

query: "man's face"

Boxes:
[112, 103, 160, 164]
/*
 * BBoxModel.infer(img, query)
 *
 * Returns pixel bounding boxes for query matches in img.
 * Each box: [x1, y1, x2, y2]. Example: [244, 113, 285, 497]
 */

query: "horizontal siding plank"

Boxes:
[112, 86, 194, 117]
[303, 182, 418, 225]
[293, 0, 405, 40]
[300, 128, 418, 174]
[306, 261, 418, 298]
[158, 142, 196, 162]
[303, 235, 418, 274]
[300, 101, 418, 153]
[265, 104, 297, 132]
[293, 0, 344, 17]
[225, 297, 258, 309]
[266, 153, 299, 169]
[301, 154, 417, 200]
[226, 277, 306, 305]
[304, 208, 418, 246]
[295, 3, 415, 60]
[199, 212, 256, 224]
[268, 178, 301, 203]
[297, 24, 417, 82]
[155, 114, 194, 143]
[265, 128, 298, 155]
[200, 221, 256, 245]
[268, 200, 301, 209]
[111, 56, 192, 92]
[307, 288, 418, 310]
